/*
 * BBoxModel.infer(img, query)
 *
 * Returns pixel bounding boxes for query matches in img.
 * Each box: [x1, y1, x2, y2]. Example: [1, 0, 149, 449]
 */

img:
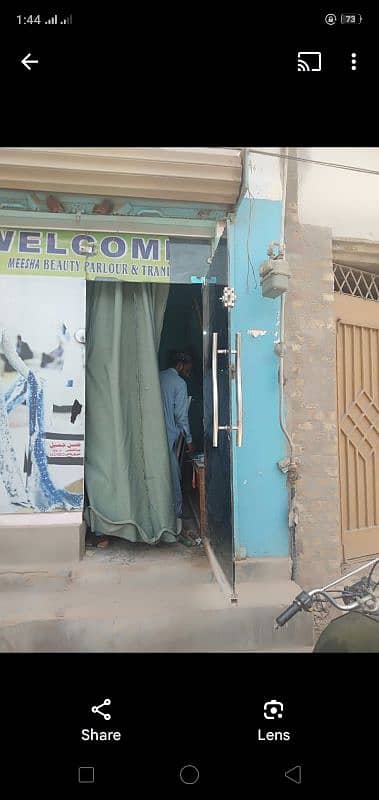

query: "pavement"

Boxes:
[0, 533, 314, 652]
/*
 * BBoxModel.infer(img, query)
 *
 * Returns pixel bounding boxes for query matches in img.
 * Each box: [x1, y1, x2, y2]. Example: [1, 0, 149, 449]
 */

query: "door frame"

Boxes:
[201, 223, 239, 599]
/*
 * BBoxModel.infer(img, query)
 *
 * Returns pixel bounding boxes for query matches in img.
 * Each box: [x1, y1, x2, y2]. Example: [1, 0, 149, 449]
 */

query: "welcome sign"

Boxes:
[0, 229, 171, 282]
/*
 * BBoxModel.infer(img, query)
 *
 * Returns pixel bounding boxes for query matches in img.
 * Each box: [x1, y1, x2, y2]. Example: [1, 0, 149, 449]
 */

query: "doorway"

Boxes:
[84, 280, 205, 553]
[83, 230, 236, 594]
[159, 284, 205, 538]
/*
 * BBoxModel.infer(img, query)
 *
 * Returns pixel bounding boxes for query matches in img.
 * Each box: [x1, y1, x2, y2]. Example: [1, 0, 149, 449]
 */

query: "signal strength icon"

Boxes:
[60, 14, 72, 24]
[45, 14, 58, 24]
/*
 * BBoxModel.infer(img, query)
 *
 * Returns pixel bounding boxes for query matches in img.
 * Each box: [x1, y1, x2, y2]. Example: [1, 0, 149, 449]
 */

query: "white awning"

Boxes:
[0, 148, 243, 205]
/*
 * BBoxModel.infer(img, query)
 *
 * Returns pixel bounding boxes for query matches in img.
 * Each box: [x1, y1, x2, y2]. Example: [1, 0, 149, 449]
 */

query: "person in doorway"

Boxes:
[160, 352, 194, 531]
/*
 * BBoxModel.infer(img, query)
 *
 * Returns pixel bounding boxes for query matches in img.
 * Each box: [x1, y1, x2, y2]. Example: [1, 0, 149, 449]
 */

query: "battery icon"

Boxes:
[341, 13, 362, 23]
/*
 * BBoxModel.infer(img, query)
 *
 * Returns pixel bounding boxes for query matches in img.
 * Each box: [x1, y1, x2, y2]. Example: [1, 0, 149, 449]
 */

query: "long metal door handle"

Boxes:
[212, 332, 219, 447]
[236, 332, 243, 447]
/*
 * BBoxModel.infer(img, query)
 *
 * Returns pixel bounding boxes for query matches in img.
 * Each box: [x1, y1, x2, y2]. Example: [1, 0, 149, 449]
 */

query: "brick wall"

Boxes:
[284, 154, 343, 589]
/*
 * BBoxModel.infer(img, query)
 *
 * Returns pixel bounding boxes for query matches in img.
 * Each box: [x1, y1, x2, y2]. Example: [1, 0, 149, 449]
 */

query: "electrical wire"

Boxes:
[246, 183, 257, 291]
[248, 149, 379, 177]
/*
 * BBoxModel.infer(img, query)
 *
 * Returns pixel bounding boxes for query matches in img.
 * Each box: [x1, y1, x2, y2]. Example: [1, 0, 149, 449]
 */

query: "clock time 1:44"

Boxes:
[17, 15, 41, 24]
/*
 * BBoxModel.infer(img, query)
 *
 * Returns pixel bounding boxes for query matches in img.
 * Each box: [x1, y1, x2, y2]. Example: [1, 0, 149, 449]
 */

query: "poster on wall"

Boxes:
[0, 272, 86, 514]
[0, 229, 171, 282]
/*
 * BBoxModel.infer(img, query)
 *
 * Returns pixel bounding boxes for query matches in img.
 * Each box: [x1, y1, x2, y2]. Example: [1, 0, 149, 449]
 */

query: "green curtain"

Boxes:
[84, 280, 177, 543]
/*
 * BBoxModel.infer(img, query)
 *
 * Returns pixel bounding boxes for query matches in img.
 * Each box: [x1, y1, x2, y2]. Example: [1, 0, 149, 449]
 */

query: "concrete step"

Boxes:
[0, 578, 314, 652]
[0, 544, 212, 589]
[0, 579, 307, 622]
[0, 603, 314, 652]
[0, 547, 314, 652]
[0, 512, 84, 565]
[0, 553, 294, 588]
[0, 561, 214, 592]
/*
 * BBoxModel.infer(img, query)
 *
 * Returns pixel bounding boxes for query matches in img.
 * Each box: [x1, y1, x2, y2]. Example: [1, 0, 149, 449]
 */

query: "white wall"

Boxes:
[164, 147, 284, 202]
[0, 276, 84, 352]
[249, 148, 282, 200]
[297, 148, 379, 240]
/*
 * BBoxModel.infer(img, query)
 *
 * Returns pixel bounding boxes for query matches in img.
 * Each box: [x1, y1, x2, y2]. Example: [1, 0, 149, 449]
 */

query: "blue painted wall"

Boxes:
[230, 197, 289, 557]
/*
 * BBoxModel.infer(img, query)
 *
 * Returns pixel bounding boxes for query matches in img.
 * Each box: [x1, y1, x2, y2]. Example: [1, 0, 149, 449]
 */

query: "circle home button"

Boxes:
[179, 765, 200, 785]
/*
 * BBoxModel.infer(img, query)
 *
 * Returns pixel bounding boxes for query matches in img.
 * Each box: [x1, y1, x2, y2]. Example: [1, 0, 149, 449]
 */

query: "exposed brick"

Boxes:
[285, 212, 343, 589]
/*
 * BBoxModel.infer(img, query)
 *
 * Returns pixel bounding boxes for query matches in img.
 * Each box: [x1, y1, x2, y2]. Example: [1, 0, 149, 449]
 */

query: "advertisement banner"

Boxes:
[0, 274, 85, 514]
[0, 229, 171, 282]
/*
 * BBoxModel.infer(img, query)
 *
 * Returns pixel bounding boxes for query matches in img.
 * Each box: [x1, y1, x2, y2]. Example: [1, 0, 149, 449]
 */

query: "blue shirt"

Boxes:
[159, 368, 192, 449]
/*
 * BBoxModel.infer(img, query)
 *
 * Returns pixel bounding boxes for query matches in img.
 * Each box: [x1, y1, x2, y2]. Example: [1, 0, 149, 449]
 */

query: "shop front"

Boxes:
[0, 148, 290, 603]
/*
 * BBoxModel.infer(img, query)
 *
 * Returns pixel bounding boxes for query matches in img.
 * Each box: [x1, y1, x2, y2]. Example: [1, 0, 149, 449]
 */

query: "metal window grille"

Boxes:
[333, 263, 379, 301]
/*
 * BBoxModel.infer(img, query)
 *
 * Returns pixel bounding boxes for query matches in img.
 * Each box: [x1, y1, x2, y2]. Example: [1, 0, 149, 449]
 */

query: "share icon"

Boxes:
[91, 698, 112, 721]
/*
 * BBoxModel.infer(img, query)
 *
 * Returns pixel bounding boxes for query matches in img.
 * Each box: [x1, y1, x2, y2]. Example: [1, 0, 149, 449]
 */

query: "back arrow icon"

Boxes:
[285, 765, 302, 785]
[22, 53, 39, 71]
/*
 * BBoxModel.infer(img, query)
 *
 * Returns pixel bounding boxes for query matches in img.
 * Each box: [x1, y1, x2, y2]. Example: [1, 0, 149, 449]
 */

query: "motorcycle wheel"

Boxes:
[314, 611, 379, 652]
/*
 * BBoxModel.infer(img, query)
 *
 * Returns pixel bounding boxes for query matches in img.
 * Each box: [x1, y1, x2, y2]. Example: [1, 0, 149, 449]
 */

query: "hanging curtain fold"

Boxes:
[84, 280, 177, 543]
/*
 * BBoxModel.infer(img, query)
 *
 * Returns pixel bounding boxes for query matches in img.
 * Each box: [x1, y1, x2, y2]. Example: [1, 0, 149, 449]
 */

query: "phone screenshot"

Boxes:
[0, 7, 376, 792]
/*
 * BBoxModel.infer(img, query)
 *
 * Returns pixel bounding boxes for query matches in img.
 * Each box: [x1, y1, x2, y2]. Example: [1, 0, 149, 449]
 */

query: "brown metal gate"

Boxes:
[335, 287, 379, 560]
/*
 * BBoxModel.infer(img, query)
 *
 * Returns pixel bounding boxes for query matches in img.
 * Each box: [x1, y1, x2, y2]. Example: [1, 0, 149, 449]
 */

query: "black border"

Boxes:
[1, 7, 377, 791]
[0, 7, 374, 143]
[2, 651, 376, 791]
